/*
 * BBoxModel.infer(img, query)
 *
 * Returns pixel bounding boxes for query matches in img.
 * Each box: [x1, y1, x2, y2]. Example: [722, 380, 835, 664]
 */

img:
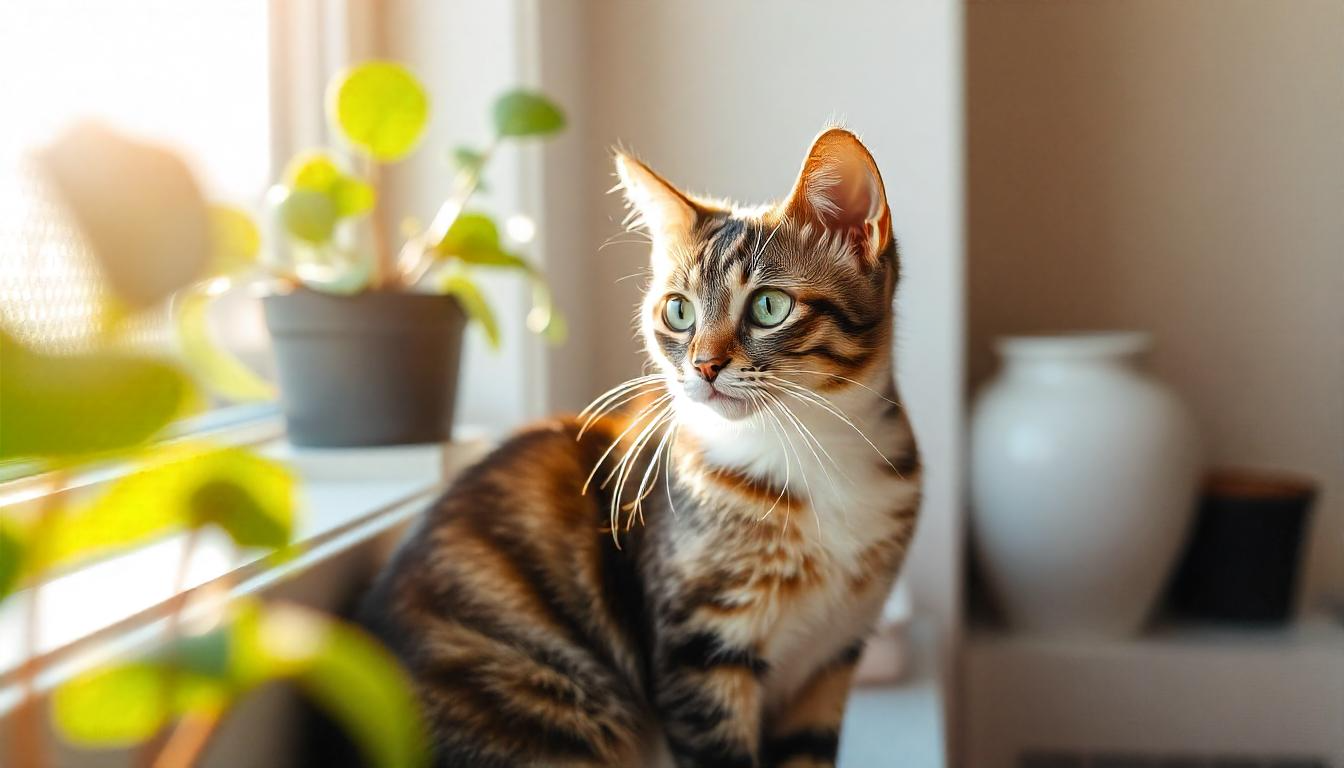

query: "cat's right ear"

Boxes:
[614, 152, 701, 244]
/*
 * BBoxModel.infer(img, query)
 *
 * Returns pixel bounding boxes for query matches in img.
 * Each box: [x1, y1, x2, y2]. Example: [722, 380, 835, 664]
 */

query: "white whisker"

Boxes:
[758, 382, 850, 494]
[583, 392, 673, 495]
[742, 389, 792, 522]
[580, 383, 666, 437]
[758, 389, 822, 538]
[768, 367, 901, 407]
[764, 376, 899, 474]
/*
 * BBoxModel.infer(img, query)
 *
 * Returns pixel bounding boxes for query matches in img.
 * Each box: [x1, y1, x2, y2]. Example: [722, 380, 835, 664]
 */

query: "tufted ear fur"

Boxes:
[781, 128, 892, 270]
[614, 152, 705, 245]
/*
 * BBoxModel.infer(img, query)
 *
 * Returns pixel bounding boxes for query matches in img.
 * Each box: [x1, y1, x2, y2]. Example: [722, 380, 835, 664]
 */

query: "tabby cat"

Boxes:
[363, 128, 922, 768]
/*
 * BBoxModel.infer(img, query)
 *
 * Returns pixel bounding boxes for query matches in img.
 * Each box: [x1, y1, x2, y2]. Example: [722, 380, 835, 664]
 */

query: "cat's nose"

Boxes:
[692, 356, 730, 383]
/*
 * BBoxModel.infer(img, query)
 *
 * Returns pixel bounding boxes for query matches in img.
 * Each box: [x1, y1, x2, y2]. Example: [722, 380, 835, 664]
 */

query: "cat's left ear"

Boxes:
[781, 128, 892, 270]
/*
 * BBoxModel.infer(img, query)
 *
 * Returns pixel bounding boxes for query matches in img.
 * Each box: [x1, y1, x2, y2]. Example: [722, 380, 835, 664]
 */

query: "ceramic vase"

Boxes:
[971, 332, 1201, 637]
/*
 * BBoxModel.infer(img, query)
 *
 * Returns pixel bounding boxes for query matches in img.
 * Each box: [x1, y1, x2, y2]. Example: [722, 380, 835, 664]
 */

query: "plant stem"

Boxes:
[150, 542, 241, 768]
[151, 710, 222, 768]
[367, 159, 395, 291]
[139, 526, 202, 768]
[8, 474, 65, 768]
[396, 136, 499, 289]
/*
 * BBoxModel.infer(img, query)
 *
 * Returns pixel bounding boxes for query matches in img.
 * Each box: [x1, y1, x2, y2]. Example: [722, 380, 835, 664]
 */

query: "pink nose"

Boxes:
[693, 356, 730, 382]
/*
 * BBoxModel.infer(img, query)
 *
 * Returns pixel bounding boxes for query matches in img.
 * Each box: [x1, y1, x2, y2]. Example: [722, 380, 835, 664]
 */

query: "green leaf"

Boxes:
[285, 151, 342, 191]
[491, 90, 566, 138]
[232, 602, 427, 768]
[41, 443, 295, 571]
[439, 272, 500, 350]
[0, 332, 193, 461]
[330, 176, 376, 218]
[208, 205, 261, 276]
[450, 145, 486, 174]
[297, 619, 427, 768]
[434, 213, 531, 270]
[448, 145, 488, 192]
[52, 662, 228, 748]
[277, 187, 338, 245]
[0, 520, 25, 601]
[175, 287, 275, 402]
[168, 628, 233, 680]
[53, 663, 166, 746]
[330, 62, 430, 162]
[286, 151, 376, 218]
[183, 448, 295, 550]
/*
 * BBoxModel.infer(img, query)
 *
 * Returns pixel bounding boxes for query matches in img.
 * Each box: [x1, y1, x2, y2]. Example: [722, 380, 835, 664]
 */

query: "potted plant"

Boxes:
[257, 61, 565, 446]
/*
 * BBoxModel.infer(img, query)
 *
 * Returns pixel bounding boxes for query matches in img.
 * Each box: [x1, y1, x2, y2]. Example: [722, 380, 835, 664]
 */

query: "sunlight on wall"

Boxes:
[0, 1, 271, 354]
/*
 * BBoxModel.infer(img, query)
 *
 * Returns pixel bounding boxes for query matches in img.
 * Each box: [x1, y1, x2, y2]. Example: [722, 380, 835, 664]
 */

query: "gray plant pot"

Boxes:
[261, 289, 466, 447]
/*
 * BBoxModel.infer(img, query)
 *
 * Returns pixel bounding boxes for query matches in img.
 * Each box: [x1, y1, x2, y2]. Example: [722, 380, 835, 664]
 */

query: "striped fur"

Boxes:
[364, 128, 921, 767]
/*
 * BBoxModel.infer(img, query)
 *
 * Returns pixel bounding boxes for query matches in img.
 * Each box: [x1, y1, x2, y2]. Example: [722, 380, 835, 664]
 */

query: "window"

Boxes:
[0, 2, 277, 457]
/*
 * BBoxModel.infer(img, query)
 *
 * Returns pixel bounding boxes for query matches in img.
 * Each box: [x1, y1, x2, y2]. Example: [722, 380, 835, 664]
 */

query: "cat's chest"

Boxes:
[669, 458, 915, 634]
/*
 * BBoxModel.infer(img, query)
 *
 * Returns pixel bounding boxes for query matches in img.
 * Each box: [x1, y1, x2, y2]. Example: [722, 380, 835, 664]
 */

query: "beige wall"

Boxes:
[967, 0, 1344, 604]
[533, 0, 967, 638]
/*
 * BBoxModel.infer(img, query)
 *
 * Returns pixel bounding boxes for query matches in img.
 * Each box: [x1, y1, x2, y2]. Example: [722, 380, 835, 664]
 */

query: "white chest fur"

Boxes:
[675, 383, 919, 704]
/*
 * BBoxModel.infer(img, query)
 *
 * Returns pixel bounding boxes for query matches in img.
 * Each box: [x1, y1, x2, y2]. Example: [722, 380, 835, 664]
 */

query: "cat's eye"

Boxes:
[663, 294, 696, 331]
[749, 289, 793, 328]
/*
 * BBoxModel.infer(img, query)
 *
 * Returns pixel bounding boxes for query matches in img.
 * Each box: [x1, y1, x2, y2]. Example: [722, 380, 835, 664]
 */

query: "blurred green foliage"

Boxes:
[54, 601, 426, 767]
[2, 54, 566, 768]
[1, 68, 452, 764]
[0, 331, 194, 462]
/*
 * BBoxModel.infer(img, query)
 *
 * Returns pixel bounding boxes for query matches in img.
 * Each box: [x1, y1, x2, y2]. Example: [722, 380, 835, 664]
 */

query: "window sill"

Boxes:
[0, 434, 491, 714]
[0, 431, 949, 767]
[840, 618, 947, 767]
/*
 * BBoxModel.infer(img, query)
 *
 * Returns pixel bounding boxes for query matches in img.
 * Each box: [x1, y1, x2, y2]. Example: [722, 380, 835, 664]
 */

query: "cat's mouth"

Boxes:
[682, 379, 755, 419]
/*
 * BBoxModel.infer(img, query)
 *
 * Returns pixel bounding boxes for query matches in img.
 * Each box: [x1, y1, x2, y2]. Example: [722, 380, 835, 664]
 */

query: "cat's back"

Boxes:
[361, 416, 655, 767]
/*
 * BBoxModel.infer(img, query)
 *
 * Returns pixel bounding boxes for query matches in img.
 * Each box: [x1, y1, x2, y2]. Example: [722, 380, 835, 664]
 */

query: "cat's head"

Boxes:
[617, 128, 898, 421]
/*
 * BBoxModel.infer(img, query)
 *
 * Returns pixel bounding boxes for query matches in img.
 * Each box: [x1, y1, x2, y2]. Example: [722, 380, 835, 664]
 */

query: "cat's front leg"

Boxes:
[655, 628, 766, 768]
[761, 640, 864, 768]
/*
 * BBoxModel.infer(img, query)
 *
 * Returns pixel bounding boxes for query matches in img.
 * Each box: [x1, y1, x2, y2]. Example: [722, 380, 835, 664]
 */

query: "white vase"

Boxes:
[971, 332, 1201, 638]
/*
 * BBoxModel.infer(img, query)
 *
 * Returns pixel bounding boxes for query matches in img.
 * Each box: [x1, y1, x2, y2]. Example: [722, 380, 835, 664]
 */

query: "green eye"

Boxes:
[750, 289, 793, 328]
[663, 294, 696, 331]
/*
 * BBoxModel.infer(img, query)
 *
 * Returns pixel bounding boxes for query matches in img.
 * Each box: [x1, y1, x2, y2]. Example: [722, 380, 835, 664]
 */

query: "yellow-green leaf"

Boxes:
[286, 151, 375, 218]
[207, 205, 261, 277]
[434, 212, 531, 270]
[53, 663, 166, 746]
[183, 448, 295, 550]
[286, 151, 343, 192]
[0, 520, 25, 601]
[0, 332, 194, 461]
[439, 272, 499, 350]
[52, 662, 228, 748]
[492, 90, 566, 138]
[231, 603, 426, 768]
[175, 288, 275, 402]
[330, 62, 429, 162]
[330, 176, 375, 218]
[42, 443, 295, 572]
[277, 187, 338, 245]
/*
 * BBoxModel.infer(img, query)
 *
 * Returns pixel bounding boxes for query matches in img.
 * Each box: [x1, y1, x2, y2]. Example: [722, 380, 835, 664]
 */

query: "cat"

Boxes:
[362, 127, 921, 768]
